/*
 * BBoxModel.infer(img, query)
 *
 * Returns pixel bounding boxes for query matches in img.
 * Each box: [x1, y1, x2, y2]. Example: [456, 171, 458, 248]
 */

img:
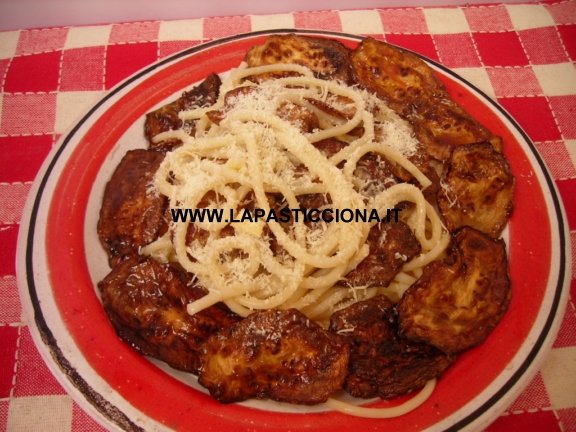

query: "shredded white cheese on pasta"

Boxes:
[141, 62, 449, 324]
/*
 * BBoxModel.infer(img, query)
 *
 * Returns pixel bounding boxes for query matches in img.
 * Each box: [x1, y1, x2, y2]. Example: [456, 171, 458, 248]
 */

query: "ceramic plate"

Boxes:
[17, 30, 571, 431]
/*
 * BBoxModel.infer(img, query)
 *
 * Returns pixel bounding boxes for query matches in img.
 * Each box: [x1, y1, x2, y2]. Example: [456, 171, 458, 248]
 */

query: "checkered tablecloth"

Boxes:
[1, 1, 575, 431]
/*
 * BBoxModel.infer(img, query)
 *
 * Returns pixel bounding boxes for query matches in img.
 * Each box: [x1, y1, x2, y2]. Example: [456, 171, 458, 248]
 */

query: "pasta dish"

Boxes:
[96, 34, 514, 418]
[143, 62, 448, 323]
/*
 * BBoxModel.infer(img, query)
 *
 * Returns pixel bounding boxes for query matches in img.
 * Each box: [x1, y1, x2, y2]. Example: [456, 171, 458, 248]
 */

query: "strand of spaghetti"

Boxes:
[140, 231, 172, 254]
[205, 236, 262, 277]
[258, 176, 310, 248]
[260, 157, 323, 193]
[325, 379, 436, 418]
[272, 76, 366, 143]
[232, 63, 314, 82]
[170, 219, 226, 282]
[264, 182, 329, 195]
[194, 115, 211, 137]
[343, 142, 432, 190]
[206, 122, 222, 137]
[263, 172, 329, 200]
[301, 102, 347, 126]
[424, 201, 444, 246]
[373, 184, 424, 234]
[315, 287, 380, 321]
[402, 231, 451, 272]
[151, 129, 193, 145]
[327, 111, 375, 166]
[371, 183, 442, 251]
[139, 232, 174, 263]
[393, 271, 418, 285]
[178, 100, 225, 121]
[303, 288, 351, 319]
[377, 282, 409, 302]
[301, 286, 347, 317]
[283, 266, 338, 310]
[311, 285, 377, 320]
[221, 297, 255, 316]
[187, 284, 248, 316]
[405, 200, 444, 253]
[219, 61, 249, 94]
[297, 262, 349, 291]
[299, 244, 369, 290]
[283, 285, 333, 310]
[224, 112, 365, 268]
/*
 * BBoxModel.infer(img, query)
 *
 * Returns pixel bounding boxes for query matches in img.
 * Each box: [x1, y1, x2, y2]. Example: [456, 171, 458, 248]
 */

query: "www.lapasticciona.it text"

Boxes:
[170, 207, 402, 224]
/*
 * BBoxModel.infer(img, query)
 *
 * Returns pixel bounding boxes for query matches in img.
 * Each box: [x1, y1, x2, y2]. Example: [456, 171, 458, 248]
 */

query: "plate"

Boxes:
[17, 29, 572, 431]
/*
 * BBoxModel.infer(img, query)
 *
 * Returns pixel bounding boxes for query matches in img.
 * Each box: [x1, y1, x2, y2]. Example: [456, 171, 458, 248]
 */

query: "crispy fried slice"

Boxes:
[276, 101, 320, 133]
[329, 296, 455, 399]
[145, 72, 221, 151]
[296, 192, 331, 213]
[205, 86, 254, 125]
[339, 221, 421, 288]
[313, 137, 402, 195]
[98, 255, 240, 373]
[351, 38, 445, 118]
[380, 147, 441, 197]
[181, 190, 246, 260]
[184, 223, 247, 263]
[398, 227, 511, 355]
[351, 38, 502, 161]
[206, 86, 320, 133]
[438, 142, 514, 238]
[97, 149, 167, 267]
[244, 34, 352, 83]
[412, 101, 504, 162]
[198, 308, 350, 405]
[315, 137, 436, 198]
[353, 151, 401, 197]
[305, 95, 356, 121]
[314, 137, 348, 158]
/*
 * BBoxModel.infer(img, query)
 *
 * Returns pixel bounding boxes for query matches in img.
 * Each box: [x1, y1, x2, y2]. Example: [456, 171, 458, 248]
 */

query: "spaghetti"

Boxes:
[142, 62, 449, 324]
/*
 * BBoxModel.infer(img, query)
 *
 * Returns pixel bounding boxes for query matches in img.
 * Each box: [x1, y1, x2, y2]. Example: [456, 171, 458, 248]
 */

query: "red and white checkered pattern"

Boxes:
[1, 2, 575, 431]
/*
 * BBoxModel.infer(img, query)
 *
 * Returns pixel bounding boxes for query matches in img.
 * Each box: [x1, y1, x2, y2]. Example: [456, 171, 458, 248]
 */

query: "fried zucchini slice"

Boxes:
[398, 227, 511, 355]
[350, 37, 502, 161]
[338, 221, 421, 288]
[97, 149, 167, 267]
[330, 295, 455, 399]
[206, 86, 320, 133]
[244, 33, 352, 83]
[438, 142, 514, 238]
[198, 308, 350, 405]
[98, 255, 240, 373]
[145, 72, 221, 151]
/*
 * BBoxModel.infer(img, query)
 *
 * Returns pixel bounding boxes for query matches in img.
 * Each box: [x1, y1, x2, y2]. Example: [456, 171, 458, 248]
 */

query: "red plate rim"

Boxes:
[18, 30, 571, 432]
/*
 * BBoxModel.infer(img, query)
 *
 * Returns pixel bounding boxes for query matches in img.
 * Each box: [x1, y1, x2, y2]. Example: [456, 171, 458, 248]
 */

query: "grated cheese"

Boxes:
[142, 62, 448, 322]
